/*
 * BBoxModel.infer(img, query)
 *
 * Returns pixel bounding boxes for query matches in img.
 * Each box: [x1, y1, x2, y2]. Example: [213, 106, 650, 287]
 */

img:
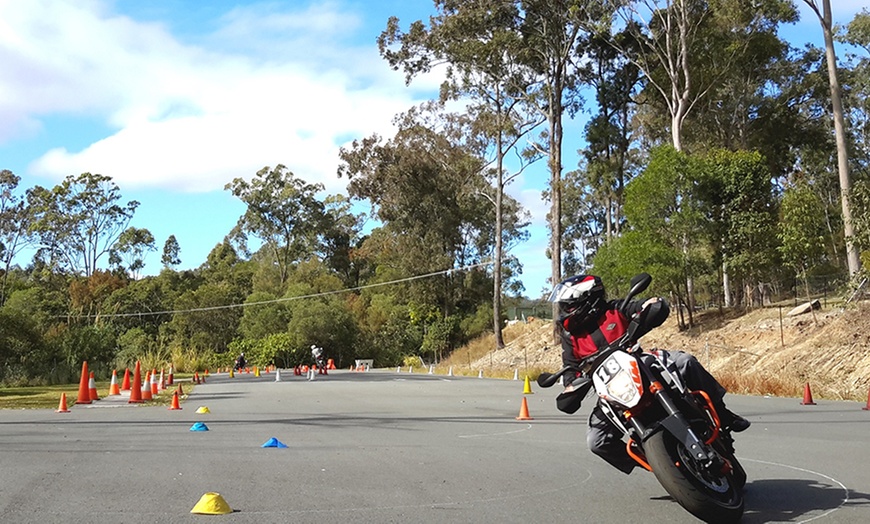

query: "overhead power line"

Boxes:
[89, 261, 493, 319]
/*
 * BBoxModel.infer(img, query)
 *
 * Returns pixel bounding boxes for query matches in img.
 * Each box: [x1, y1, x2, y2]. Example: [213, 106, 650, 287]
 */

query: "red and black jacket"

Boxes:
[559, 298, 669, 370]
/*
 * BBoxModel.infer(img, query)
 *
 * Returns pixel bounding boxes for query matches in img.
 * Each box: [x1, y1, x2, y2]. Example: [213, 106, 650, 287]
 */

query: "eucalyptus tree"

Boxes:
[379, 0, 539, 347]
[320, 194, 367, 289]
[109, 227, 156, 279]
[779, 178, 830, 297]
[842, 10, 870, 173]
[0, 170, 32, 306]
[27, 173, 138, 277]
[700, 150, 778, 307]
[622, 146, 708, 326]
[802, 0, 861, 276]
[338, 111, 519, 328]
[161, 234, 181, 269]
[518, 0, 591, 325]
[225, 165, 326, 287]
[842, 10, 870, 269]
[563, 27, 644, 271]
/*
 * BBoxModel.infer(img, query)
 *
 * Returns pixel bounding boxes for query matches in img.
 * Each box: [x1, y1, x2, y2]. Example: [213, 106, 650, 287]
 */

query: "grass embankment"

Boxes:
[412, 321, 553, 380]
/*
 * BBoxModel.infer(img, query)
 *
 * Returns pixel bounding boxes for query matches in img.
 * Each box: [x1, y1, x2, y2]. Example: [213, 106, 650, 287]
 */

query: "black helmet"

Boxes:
[548, 275, 606, 325]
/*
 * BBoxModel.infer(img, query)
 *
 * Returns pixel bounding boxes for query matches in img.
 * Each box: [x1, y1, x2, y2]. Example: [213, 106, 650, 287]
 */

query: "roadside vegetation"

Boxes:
[2, 3, 870, 395]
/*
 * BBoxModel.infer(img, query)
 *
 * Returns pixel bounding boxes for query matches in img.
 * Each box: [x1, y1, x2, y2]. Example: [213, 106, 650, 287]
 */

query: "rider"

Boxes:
[551, 274, 750, 474]
[235, 352, 247, 371]
[310, 344, 324, 369]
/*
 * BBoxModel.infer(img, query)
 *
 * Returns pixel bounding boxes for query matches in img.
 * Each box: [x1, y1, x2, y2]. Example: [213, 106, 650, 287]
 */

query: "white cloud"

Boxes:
[1, 1, 436, 193]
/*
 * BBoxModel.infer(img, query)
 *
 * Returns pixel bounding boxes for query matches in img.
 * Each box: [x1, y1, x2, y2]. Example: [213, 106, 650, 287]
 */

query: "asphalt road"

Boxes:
[0, 369, 868, 523]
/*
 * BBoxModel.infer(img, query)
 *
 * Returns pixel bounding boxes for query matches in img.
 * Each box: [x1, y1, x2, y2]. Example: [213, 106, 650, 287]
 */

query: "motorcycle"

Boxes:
[538, 273, 746, 524]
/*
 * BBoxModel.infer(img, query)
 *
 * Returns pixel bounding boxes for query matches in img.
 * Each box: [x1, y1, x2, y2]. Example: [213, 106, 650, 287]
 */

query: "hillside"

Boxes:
[468, 301, 870, 402]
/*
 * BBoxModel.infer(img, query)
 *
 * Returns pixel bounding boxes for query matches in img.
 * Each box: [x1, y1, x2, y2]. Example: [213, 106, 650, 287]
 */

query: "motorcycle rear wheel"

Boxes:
[645, 430, 744, 524]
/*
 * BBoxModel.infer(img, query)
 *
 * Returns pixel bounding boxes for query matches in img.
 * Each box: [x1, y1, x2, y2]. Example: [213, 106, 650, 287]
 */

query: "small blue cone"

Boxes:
[190, 422, 209, 432]
[261, 437, 287, 448]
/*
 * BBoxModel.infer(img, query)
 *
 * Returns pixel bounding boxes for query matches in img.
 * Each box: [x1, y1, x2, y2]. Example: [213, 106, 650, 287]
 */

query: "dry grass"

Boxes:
[435, 303, 870, 403]
[434, 321, 553, 379]
[714, 368, 805, 399]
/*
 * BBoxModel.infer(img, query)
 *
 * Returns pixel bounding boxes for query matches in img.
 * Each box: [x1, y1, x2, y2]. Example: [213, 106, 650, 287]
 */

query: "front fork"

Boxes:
[623, 376, 724, 472]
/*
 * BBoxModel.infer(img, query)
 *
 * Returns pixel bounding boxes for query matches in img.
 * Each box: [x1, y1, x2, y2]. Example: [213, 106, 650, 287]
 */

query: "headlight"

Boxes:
[606, 370, 640, 405]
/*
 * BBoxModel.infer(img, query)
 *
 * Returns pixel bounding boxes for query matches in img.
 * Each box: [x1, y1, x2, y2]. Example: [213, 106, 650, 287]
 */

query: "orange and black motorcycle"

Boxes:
[538, 273, 746, 524]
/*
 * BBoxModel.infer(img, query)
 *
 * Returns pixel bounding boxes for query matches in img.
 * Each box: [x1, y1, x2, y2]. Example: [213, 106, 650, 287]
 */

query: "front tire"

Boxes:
[645, 430, 744, 523]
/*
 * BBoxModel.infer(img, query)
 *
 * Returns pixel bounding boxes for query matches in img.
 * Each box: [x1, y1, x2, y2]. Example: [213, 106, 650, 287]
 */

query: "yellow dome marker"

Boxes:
[190, 492, 232, 515]
[195, 406, 210, 414]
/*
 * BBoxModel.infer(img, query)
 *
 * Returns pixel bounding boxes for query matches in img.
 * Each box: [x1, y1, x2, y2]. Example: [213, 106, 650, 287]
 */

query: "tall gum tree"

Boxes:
[518, 0, 589, 337]
[225, 165, 326, 287]
[27, 173, 138, 277]
[379, 0, 538, 348]
[803, 0, 861, 276]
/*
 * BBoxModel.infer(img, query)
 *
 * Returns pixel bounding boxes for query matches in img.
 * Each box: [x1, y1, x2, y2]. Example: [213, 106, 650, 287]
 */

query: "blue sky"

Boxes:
[1, 1, 866, 299]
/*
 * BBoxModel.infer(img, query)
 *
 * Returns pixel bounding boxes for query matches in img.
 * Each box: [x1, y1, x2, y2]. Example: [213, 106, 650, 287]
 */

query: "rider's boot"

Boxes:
[719, 407, 751, 433]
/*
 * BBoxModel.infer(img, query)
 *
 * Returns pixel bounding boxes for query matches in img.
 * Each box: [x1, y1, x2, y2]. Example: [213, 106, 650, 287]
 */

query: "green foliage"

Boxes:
[852, 180, 870, 270]
[114, 327, 161, 369]
[460, 303, 494, 341]
[27, 173, 138, 276]
[778, 180, 828, 274]
[161, 234, 181, 268]
[0, 309, 45, 385]
[238, 291, 291, 341]
[226, 165, 326, 285]
[109, 227, 156, 278]
[701, 149, 778, 283]
[421, 315, 461, 362]
[3, 6, 869, 387]
[46, 324, 117, 378]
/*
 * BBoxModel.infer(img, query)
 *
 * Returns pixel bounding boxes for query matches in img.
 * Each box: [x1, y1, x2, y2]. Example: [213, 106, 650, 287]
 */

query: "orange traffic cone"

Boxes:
[109, 369, 121, 395]
[75, 361, 92, 405]
[194, 372, 200, 384]
[169, 391, 182, 410]
[56, 393, 71, 413]
[516, 397, 534, 420]
[158, 369, 165, 390]
[129, 361, 144, 403]
[150, 369, 159, 396]
[176, 383, 184, 397]
[88, 371, 100, 401]
[142, 372, 153, 401]
[801, 382, 817, 405]
[121, 368, 131, 390]
[168, 365, 174, 386]
[862, 387, 870, 411]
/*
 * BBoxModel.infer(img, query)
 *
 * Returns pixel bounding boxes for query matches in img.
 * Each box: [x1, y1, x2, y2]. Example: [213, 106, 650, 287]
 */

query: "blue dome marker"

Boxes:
[190, 422, 209, 432]
[261, 437, 287, 448]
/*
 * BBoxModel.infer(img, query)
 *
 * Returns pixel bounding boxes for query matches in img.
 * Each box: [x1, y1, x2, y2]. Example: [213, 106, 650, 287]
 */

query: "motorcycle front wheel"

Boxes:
[645, 430, 744, 524]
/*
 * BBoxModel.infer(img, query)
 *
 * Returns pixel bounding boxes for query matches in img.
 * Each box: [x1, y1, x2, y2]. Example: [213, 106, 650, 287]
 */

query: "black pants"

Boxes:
[586, 349, 726, 474]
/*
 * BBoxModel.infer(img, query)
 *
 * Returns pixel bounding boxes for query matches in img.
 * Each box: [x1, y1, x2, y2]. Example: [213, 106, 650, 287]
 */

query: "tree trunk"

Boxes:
[808, 0, 861, 275]
[722, 261, 732, 307]
[550, 80, 564, 344]
[493, 127, 505, 349]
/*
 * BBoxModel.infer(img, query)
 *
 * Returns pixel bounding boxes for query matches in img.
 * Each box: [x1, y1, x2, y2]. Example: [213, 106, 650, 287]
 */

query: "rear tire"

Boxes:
[645, 430, 744, 523]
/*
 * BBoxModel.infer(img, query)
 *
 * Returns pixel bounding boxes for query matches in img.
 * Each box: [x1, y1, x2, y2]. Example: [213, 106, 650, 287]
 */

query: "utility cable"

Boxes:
[88, 260, 493, 319]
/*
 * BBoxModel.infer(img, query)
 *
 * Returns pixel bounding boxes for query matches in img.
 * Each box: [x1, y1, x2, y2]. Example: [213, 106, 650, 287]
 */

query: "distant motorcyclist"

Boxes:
[235, 352, 246, 371]
[551, 274, 750, 474]
[310, 344, 324, 370]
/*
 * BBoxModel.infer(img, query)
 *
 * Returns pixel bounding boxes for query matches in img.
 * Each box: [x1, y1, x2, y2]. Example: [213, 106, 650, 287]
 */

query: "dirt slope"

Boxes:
[473, 301, 870, 401]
